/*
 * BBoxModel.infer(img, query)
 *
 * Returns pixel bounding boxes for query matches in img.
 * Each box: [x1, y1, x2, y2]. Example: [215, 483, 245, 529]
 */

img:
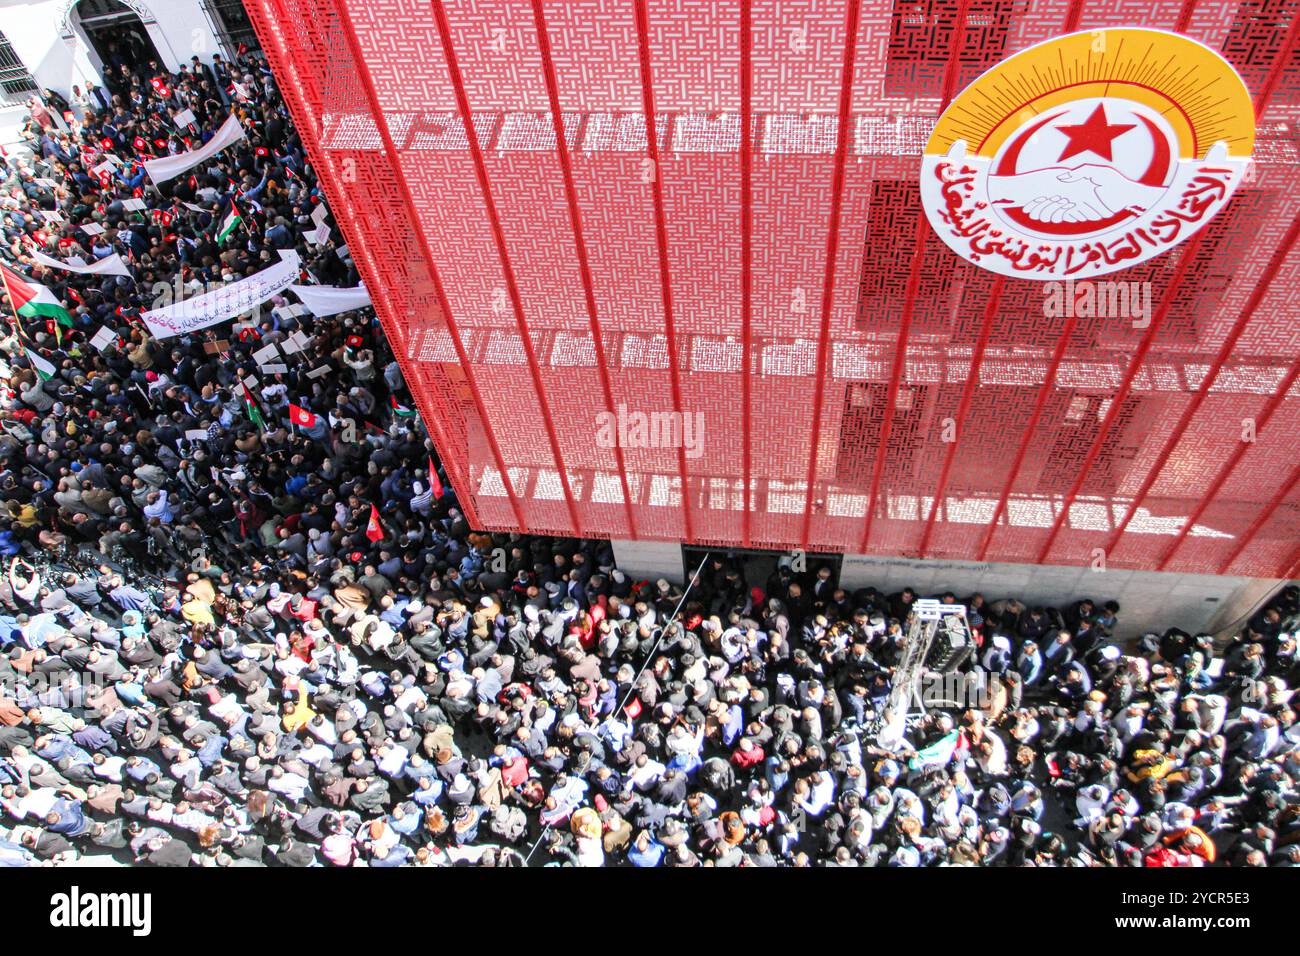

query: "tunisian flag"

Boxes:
[288, 403, 317, 428]
[365, 504, 384, 542]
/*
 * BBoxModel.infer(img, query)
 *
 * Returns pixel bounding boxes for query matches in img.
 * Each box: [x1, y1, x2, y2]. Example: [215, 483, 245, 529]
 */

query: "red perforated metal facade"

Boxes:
[246, 0, 1300, 578]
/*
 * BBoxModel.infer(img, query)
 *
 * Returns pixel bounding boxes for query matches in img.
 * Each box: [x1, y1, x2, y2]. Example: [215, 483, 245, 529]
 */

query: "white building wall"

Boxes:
[610, 539, 1286, 644]
[0, 0, 223, 98]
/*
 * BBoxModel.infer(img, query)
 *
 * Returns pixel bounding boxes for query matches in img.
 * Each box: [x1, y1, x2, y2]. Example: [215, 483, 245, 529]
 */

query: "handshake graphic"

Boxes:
[988, 164, 1167, 225]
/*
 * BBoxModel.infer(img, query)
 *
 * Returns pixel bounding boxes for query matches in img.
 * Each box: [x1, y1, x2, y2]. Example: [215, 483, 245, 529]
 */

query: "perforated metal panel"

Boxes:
[246, 0, 1300, 577]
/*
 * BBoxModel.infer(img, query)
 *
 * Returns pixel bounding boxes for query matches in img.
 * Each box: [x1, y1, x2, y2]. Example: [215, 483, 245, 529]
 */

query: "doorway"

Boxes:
[73, 0, 163, 83]
[681, 545, 843, 601]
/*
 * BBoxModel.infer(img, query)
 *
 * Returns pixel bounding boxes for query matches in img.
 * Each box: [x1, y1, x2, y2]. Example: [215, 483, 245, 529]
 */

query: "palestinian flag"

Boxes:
[365, 504, 384, 542]
[216, 200, 243, 242]
[24, 347, 56, 381]
[241, 383, 265, 430]
[390, 395, 417, 418]
[906, 730, 961, 773]
[428, 456, 444, 499]
[1, 263, 72, 328]
[288, 403, 317, 428]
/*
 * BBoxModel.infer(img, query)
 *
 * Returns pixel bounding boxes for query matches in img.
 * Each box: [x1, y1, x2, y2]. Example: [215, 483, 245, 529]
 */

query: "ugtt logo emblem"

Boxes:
[920, 29, 1255, 280]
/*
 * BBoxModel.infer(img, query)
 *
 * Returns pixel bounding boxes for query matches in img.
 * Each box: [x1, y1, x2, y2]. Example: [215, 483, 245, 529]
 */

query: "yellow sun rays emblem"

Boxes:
[927, 29, 1255, 163]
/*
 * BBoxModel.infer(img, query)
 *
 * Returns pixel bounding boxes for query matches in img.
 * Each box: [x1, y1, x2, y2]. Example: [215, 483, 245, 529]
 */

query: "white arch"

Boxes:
[57, 0, 159, 40]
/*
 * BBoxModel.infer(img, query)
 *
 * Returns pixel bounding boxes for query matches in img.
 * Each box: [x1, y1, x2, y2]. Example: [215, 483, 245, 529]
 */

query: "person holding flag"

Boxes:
[289, 401, 329, 441]
[1, 261, 74, 346]
[217, 198, 244, 243]
[365, 503, 384, 543]
[427, 456, 445, 501]
[241, 382, 266, 430]
[288, 403, 317, 429]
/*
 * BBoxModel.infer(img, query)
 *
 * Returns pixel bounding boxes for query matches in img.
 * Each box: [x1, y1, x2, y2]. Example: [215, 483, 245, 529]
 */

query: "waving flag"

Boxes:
[1, 263, 72, 328]
[216, 200, 243, 242]
[428, 456, 445, 500]
[390, 396, 416, 418]
[365, 504, 384, 542]
[24, 347, 55, 381]
[288, 404, 317, 428]
[241, 383, 265, 431]
[906, 731, 961, 773]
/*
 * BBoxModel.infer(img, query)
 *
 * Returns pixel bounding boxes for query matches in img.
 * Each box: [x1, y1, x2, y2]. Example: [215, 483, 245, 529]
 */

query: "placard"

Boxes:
[89, 327, 116, 350]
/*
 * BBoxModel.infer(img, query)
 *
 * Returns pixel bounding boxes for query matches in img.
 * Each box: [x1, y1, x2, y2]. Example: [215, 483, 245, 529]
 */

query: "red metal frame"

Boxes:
[530, 0, 637, 538]
[800, 0, 862, 550]
[1033, 234, 1201, 564]
[1156, 352, 1300, 571]
[740, 0, 754, 548]
[1217, 460, 1300, 574]
[246, 0, 1300, 578]
[1102, 209, 1300, 556]
[861, 0, 971, 554]
[632, 0, 695, 544]
[430, 0, 581, 535]
[918, 274, 1001, 557]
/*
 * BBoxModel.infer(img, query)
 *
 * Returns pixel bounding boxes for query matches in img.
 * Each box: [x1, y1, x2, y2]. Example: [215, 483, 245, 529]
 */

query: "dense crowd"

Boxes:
[0, 49, 1297, 867]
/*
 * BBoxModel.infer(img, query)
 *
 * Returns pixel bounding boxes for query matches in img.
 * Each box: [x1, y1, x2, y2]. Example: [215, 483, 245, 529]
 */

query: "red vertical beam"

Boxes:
[430, 0, 582, 536]
[1063, 0, 1087, 33]
[975, 312, 1082, 561]
[1101, 1, 1297, 560]
[632, 0, 694, 543]
[1103, 210, 1300, 555]
[1033, 235, 1200, 564]
[1144, 7, 1300, 571]
[1283, 539, 1300, 580]
[1253, 1, 1300, 117]
[285, 0, 526, 530]
[858, 0, 970, 553]
[918, 275, 1001, 557]
[1156, 353, 1300, 571]
[1216, 459, 1300, 575]
[259, 0, 476, 520]
[530, 1, 637, 538]
[798, 0, 862, 550]
[739, 0, 754, 548]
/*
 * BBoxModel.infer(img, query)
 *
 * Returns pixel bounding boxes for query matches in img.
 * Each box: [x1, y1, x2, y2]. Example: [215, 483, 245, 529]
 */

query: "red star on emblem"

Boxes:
[1054, 104, 1134, 163]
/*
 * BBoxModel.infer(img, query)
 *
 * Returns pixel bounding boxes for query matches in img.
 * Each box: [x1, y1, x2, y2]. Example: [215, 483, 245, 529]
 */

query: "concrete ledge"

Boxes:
[610, 540, 1287, 642]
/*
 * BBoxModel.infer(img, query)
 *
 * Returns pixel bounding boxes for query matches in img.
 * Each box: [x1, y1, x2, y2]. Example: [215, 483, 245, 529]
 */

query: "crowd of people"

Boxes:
[0, 47, 1297, 868]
